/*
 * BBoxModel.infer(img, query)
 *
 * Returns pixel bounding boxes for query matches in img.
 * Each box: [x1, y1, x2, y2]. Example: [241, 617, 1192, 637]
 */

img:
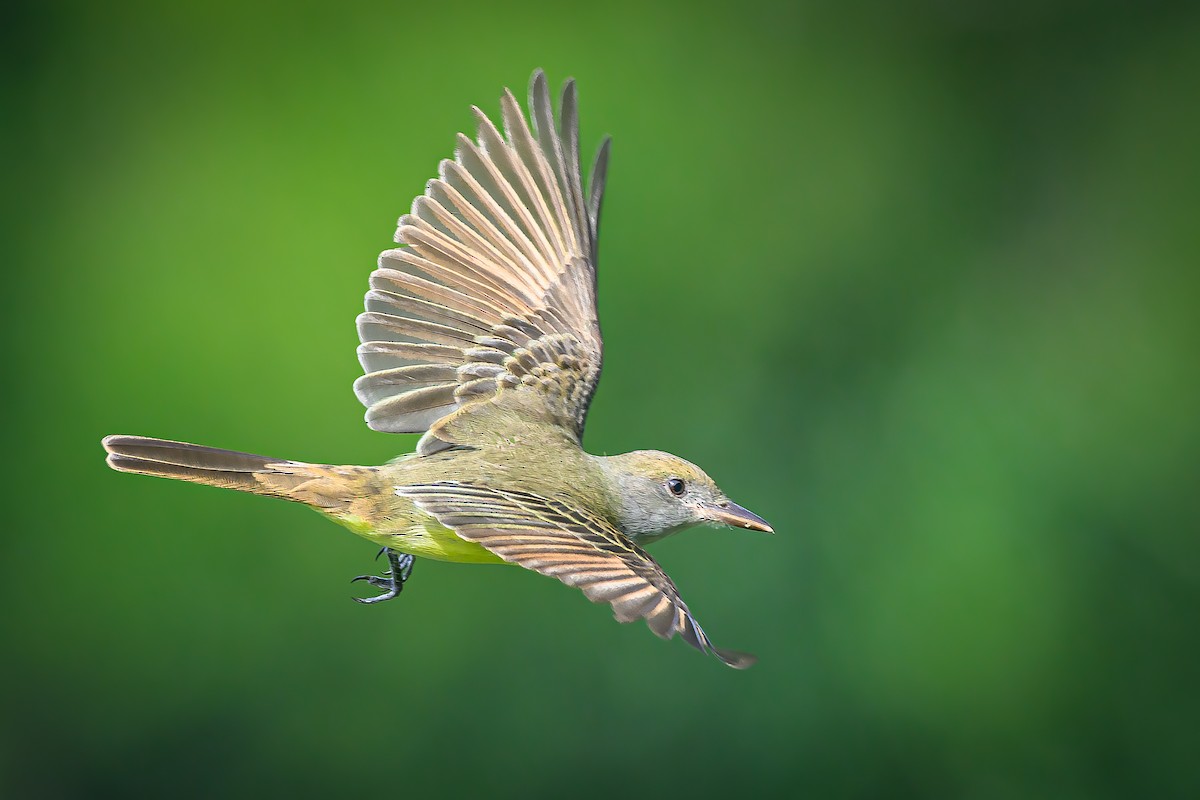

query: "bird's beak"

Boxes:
[702, 502, 774, 533]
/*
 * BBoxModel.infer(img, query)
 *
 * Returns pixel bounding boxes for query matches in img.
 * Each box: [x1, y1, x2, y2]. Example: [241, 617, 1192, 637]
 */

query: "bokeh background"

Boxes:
[4, 0, 1198, 797]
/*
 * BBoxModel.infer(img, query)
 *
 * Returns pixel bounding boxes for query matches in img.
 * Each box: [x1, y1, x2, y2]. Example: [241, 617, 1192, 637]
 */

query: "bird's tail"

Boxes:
[102, 435, 371, 512]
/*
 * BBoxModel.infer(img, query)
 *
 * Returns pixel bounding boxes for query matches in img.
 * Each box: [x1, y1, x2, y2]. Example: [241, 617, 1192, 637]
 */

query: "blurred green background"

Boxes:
[4, 0, 1198, 797]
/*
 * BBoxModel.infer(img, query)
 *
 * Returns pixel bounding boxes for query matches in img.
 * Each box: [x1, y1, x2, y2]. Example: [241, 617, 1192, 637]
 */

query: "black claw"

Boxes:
[351, 548, 415, 605]
[350, 575, 391, 590]
[352, 588, 399, 604]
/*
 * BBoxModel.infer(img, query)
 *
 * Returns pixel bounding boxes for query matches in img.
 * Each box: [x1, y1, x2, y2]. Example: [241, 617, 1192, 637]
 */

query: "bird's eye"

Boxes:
[666, 478, 686, 497]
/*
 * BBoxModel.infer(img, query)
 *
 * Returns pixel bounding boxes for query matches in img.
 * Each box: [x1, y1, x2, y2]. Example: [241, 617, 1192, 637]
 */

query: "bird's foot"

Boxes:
[351, 548, 415, 604]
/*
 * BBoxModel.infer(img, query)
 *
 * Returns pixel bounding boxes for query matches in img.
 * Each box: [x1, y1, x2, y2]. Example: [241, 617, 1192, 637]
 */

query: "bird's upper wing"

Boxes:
[398, 482, 756, 669]
[355, 70, 611, 455]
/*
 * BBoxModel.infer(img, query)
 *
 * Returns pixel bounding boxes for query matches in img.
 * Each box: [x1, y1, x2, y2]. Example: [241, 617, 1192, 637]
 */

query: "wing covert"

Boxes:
[355, 70, 611, 455]
[398, 482, 756, 669]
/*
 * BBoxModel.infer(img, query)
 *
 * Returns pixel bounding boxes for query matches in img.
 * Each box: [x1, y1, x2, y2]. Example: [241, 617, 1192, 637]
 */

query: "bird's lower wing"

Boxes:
[397, 482, 755, 669]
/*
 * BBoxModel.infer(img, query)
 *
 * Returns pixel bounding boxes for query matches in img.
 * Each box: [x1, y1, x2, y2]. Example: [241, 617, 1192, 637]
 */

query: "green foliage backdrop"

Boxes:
[4, 1, 1198, 797]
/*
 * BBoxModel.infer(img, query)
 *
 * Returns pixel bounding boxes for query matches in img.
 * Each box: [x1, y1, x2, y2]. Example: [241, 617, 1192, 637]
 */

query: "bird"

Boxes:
[102, 69, 771, 669]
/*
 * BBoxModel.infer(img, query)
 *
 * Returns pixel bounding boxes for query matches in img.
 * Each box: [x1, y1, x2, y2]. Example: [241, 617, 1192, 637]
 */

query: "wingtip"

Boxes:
[529, 67, 548, 95]
[715, 648, 758, 670]
[528, 69, 553, 128]
[559, 76, 578, 107]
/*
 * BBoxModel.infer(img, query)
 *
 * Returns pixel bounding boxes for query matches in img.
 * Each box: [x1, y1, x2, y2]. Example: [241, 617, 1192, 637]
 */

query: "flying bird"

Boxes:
[103, 70, 771, 668]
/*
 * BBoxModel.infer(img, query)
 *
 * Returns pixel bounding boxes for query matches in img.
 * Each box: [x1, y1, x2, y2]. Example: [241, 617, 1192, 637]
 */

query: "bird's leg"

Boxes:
[351, 548, 415, 604]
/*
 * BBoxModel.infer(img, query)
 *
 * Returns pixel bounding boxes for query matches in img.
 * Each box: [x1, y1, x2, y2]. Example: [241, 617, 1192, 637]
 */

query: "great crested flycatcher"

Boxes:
[103, 70, 771, 668]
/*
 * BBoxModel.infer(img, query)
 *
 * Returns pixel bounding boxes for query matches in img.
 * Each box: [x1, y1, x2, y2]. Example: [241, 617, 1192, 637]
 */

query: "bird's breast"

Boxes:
[324, 505, 509, 565]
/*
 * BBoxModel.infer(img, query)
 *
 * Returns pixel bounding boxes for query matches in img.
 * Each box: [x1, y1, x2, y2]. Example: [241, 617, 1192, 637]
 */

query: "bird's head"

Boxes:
[599, 450, 772, 541]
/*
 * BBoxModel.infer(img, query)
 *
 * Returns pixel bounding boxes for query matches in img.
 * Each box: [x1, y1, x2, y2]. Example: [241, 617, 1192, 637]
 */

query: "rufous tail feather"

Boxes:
[102, 435, 368, 512]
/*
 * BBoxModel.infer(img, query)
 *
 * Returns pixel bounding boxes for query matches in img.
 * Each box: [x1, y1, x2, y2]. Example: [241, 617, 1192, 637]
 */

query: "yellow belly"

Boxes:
[325, 511, 509, 565]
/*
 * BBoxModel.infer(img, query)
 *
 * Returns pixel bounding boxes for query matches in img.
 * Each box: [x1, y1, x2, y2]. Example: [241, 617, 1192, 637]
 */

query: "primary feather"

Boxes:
[354, 70, 610, 456]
